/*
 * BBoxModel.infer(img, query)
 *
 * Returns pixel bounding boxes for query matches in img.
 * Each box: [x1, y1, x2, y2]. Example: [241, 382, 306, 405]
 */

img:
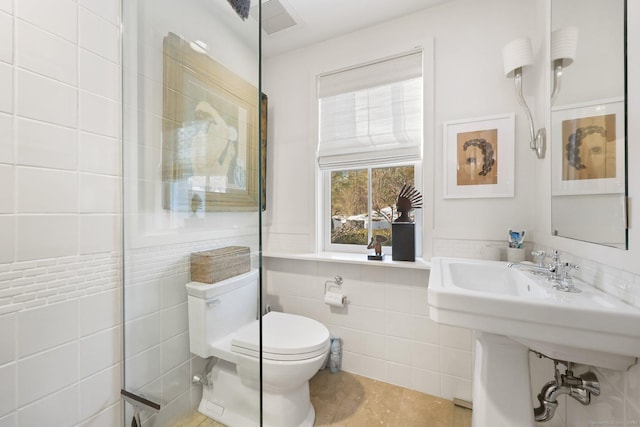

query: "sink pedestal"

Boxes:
[473, 333, 535, 427]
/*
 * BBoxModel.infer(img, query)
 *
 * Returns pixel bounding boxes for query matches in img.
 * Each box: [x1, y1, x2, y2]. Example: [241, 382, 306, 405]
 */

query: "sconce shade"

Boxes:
[502, 38, 534, 77]
[551, 27, 578, 67]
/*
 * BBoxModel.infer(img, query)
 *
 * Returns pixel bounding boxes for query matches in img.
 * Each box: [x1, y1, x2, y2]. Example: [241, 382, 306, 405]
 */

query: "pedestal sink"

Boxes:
[428, 257, 640, 427]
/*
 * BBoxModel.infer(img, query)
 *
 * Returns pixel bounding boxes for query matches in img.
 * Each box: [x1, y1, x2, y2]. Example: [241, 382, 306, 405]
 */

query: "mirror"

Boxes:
[550, 0, 627, 249]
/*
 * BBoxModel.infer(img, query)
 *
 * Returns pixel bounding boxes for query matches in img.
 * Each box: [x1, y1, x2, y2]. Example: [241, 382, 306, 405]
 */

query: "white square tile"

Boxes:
[18, 385, 79, 427]
[410, 367, 441, 396]
[0, 314, 15, 364]
[0, 12, 12, 64]
[18, 342, 78, 406]
[359, 356, 389, 383]
[386, 362, 412, 389]
[0, 164, 13, 213]
[79, 215, 119, 254]
[0, 413, 16, 427]
[78, 8, 118, 62]
[441, 375, 472, 402]
[441, 348, 472, 379]
[0, 63, 12, 114]
[79, 174, 119, 213]
[0, 113, 13, 163]
[162, 362, 190, 404]
[410, 285, 429, 316]
[16, 118, 78, 170]
[17, 167, 77, 213]
[16, 215, 78, 261]
[162, 333, 190, 372]
[16, 20, 76, 85]
[410, 315, 440, 345]
[80, 364, 121, 420]
[0, 363, 16, 417]
[411, 341, 440, 371]
[124, 314, 161, 358]
[441, 325, 473, 351]
[353, 330, 386, 358]
[161, 274, 189, 308]
[161, 303, 188, 340]
[0, 216, 14, 263]
[384, 311, 412, 340]
[79, 49, 119, 100]
[384, 336, 412, 365]
[355, 307, 385, 334]
[0, 0, 11, 13]
[16, 70, 77, 128]
[123, 281, 160, 322]
[18, 300, 78, 357]
[125, 347, 161, 390]
[79, 92, 118, 137]
[79, 132, 119, 176]
[80, 402, 120, 427]
[383, 284, 412, 312]
[80, 327, 120, 378]
[79, 290, 119, 336]
[16, 0, 77, 43]
[79, 0, 119, 26]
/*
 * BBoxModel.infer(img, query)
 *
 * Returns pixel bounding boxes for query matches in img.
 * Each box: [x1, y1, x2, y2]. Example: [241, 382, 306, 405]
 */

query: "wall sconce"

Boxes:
[551, 27, 578, 105]
[502, 37, 546, 159]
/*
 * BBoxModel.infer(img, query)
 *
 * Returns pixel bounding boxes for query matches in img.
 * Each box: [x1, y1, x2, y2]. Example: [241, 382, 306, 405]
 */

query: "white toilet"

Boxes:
[186, 269, 331, 427]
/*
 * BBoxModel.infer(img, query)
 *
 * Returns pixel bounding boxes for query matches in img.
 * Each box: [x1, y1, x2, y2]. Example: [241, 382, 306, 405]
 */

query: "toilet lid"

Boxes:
[231, 312, 330, 361]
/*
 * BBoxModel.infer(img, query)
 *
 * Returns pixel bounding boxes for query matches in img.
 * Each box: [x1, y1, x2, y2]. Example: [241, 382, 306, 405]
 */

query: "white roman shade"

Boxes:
[317, 50, 423, 168]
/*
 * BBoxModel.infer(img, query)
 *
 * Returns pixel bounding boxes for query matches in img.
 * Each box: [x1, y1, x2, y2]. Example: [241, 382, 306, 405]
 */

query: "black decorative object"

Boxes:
[367, 235, 387, 261]
[226, 0, 251, 20]
[392, 184, 422, 261]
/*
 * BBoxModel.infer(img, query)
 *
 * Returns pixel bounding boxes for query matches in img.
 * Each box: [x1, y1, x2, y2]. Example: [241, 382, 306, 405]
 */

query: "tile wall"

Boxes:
[0, 0, 122, 426]
[264, 257, 474, 402]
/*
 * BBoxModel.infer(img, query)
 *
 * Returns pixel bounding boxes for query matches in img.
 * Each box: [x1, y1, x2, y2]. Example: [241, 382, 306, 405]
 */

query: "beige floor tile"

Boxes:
[172, 370, 472, 427]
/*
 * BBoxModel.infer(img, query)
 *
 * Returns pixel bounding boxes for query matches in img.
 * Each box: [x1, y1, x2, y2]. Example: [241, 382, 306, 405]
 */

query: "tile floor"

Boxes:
[173, 370, 472, 427]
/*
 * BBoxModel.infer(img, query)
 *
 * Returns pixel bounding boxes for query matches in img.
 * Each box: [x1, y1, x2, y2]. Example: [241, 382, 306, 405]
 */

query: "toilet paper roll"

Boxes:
[324, 291, 346, 307]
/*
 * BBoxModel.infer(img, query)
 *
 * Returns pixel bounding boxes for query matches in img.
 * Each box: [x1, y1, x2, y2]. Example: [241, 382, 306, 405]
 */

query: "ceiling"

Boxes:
[253, 0, 452, 57]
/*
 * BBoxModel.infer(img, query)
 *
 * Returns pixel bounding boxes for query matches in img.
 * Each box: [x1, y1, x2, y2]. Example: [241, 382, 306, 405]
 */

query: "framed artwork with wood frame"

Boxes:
[162, 32, 259, 212]
[551, 98, 624, 196]
[443, 113, 515, 199]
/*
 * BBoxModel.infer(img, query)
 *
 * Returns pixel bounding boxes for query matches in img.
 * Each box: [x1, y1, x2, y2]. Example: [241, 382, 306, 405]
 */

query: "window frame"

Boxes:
[321, 161, 423, 255]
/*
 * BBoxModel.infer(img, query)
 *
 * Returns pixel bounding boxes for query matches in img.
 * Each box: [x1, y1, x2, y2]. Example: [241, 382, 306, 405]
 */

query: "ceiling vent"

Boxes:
[250, 0, 297, 35]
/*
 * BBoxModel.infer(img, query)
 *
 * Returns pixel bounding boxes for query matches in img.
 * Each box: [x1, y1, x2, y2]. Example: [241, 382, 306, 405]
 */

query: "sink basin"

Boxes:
[428, 257, 640, 427]
[428, 257, 640, 368]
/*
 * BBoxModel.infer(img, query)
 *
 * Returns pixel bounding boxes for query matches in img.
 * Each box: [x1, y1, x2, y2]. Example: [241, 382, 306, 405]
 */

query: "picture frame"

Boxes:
[443, 113, 515, 199]
[162, 32, 260, 212]
[551, 97, 625, 196]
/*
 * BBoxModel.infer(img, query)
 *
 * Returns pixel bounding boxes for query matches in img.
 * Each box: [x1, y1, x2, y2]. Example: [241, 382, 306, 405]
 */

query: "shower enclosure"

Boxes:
[121, 0, 262, 425]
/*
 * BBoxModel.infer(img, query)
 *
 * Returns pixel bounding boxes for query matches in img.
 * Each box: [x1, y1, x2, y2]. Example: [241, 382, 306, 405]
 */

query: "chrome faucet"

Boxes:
[507, 250, 581, 293]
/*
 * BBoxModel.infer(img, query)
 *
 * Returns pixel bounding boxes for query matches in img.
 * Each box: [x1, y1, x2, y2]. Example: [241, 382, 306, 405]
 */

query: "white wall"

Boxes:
[263, 0, 541, 256]
[0, 1, 122, 426]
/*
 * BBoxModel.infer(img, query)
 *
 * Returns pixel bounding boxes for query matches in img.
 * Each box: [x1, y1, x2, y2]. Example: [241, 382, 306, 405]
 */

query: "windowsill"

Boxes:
[262, 251, 430, 270]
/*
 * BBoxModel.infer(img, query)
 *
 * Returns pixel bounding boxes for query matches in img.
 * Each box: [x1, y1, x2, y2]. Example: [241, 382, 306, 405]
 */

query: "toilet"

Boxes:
[186, 269, 331, 427]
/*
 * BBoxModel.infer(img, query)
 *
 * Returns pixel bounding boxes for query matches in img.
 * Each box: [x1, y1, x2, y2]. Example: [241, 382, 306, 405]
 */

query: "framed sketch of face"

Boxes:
[444, 113, 515, 199]
[552, 98, 624, 196]
[162, 32, 260, 212]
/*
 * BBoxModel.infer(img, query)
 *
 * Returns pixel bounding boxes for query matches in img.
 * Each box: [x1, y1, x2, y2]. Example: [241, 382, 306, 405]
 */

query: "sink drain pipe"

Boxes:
[533, 357, 600, 422]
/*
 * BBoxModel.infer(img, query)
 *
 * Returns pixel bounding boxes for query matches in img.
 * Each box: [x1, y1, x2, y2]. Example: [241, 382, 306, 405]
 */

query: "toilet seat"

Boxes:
[231, 312, 330, 361]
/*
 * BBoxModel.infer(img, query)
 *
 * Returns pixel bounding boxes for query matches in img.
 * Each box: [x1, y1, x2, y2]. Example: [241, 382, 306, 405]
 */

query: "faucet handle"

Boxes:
[531, 250, 547, 266]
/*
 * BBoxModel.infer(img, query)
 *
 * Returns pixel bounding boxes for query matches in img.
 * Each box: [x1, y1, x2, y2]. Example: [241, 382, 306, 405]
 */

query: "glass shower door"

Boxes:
[121, 0, 262, 425]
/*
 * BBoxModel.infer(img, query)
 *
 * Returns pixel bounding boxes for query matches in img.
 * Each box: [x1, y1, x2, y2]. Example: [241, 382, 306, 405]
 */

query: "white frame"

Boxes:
[551, 97, 625, 196]
[322, 163, 423, 255]
[443, 113, 515, 199]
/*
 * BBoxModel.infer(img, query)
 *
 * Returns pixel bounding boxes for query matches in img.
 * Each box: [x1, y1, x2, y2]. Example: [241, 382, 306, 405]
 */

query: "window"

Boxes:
[317, 51, 423, 254]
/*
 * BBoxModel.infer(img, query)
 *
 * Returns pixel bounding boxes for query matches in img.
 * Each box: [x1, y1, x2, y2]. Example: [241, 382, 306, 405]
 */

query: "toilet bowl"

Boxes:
[186, 269, 330, 427]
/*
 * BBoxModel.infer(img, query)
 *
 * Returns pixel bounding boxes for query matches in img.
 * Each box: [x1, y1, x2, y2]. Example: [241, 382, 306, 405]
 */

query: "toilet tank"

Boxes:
[186, 269, 259, 358]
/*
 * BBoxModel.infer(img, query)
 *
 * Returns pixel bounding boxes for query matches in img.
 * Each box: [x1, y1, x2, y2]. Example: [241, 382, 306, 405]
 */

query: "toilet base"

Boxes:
[199, 359, 316, 427]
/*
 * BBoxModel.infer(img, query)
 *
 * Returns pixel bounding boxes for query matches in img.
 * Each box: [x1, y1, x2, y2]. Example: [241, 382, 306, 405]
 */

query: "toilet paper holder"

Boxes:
[324, 275, 343, 294]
